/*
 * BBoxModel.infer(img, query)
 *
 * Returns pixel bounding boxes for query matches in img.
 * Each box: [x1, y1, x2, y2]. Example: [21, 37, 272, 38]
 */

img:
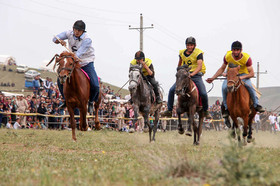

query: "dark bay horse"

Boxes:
[48, 51, 101, 141]
[128, 65, 162, 142]
[175, 65, 204, 145]
[227, 63, 256, 145]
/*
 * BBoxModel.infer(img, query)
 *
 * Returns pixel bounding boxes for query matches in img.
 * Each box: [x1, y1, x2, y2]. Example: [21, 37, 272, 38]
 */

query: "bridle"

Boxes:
[56, 55, 78, 82]
[227, 76, 242, 91]
[176, 67, 196, 97]
[129, 66, 142, 85]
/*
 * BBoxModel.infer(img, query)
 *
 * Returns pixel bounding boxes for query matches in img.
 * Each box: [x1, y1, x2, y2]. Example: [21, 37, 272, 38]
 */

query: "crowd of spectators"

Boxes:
[0, 77, 279, 133]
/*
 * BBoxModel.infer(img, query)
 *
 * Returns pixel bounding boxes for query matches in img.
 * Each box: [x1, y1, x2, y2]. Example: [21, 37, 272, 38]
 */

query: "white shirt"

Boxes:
[6, 122, 13, 129]
[254, 114, 260, 123]
[13, 122, 21, 129]
[268, 115, 276, 124]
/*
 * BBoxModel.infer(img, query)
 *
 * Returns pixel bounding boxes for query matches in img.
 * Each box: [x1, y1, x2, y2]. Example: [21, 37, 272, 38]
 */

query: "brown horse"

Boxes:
[48, 51, 101, 141]
[175, 65, 204, 145]
[226, 63, 256, 144]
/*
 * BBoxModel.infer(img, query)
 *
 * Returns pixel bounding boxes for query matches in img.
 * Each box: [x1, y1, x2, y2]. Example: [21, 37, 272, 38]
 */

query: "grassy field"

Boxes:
[0, 129, 279, 186]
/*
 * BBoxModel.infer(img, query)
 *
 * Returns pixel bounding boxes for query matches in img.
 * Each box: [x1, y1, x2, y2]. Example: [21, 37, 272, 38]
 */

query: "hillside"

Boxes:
[208, 87, 280, 111]
[0, 64, 129, 97]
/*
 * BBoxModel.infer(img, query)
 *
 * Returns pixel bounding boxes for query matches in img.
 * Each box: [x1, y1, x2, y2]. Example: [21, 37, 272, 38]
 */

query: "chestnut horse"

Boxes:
[227, 63, 256, 144]
[175, 65, 204, 145]
[48, 51, 101, 141]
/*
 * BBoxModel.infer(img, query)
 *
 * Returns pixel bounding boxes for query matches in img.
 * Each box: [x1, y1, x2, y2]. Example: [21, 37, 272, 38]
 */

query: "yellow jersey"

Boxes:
[179, 48, 206, 74]
[225, 51, 250, 74]
[130, 58, 152, 76]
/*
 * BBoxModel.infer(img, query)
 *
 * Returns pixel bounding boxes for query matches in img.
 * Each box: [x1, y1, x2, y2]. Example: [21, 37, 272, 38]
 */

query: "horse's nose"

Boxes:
[227, 86, 234, 92]
[128, 85, 135, 91]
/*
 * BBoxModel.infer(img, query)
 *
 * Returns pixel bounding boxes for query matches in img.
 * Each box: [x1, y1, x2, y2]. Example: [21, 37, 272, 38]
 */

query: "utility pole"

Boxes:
[129, 13, 153, 51]
[256, 62, 267, 90]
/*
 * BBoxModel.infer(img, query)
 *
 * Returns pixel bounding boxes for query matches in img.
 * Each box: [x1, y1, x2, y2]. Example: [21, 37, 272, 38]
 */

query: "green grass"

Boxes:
[0, 129, 279, 186]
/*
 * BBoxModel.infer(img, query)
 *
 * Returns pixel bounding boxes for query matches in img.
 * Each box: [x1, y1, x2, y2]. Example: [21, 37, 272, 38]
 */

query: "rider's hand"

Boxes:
[60, 40, 66, 46]
[206, 78, 214, 83]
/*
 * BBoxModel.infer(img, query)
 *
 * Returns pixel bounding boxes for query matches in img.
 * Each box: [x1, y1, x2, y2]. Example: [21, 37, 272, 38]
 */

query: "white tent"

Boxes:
[1, 91, 24, 97]
[39, 60, 54, 72]
[0, 55, 16, 65]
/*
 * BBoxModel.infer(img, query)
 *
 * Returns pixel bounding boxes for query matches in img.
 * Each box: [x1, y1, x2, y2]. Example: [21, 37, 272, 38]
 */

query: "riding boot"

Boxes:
[203, 111, 212, 119]
[58, 101, 66, 109]
[88, 101, 94, 114]
[255, 104, 265, 113]
[222, 109, 229, 118]
[153, 87, 162, 104]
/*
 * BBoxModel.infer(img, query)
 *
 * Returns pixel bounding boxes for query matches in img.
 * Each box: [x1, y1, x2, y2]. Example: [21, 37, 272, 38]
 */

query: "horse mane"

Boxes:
[228, 63, 239, 68]
[129, 64, 141, 72]
[59, 51, 81, 68]
[177, 64, 191, 72]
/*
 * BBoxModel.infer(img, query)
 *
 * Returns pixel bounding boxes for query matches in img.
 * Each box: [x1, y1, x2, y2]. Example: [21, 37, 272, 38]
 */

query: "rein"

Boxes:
[56, 55, 78, 83]
[228, 78, 242, 91]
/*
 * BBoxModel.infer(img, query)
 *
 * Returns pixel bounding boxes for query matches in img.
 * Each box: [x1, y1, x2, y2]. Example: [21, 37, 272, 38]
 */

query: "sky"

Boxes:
[0, 0, 280, 100]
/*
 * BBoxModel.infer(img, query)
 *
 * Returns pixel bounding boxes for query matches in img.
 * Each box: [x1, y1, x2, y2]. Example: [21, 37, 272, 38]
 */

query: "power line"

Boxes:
[0, 1, 129, 27]
[28, 0, 133, 25]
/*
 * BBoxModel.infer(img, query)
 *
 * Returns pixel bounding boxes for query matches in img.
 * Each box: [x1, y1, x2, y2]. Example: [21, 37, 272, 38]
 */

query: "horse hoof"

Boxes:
[247, 137, 255, 143]
[193, 141, 200, 146]
[178, 129, 184, 135]
[185, 130, 192, 136]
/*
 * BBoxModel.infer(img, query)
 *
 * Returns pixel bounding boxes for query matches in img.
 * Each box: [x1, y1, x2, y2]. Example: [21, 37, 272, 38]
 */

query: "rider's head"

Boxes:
[231, 41, 242, 58]
[185, 37, 196, 53]
[134, 51, 145, 62]
[73, 20, 86, 38]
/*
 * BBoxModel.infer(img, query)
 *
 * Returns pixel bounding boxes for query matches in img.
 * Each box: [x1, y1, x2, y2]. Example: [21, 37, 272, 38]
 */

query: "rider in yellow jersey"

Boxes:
[206, 41, 265, 118]
[161, 37, 212, 119]
[130, 51, 162, 104]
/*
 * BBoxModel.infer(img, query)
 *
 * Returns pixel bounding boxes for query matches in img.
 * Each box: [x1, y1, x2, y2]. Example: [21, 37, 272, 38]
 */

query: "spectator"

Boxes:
[13, 118, 21, 129]
[32, 75, 40, 96]
[116, 103, 126, 131]
[0, 103, 3, 128]
[6, 119, 13, 129]
[16, 95, 28, 127]
[254, 113, 261, 133]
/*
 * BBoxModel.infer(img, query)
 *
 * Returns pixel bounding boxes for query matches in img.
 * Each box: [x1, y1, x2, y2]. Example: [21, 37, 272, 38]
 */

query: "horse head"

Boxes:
[175, 65, 192, 96]
[128, 65, 142, 93]
[55, 51, 81, 84]
[227, 63, 241, 93]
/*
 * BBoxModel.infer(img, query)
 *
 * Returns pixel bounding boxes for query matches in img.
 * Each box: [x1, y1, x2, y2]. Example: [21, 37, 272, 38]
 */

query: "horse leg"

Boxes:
[94, 101, 101, 130]
[195, 111, 204, 145]
[143, 112, 152, 142]
[80, 104, 88, 131]
[68, 107, 77, 141]
[247, 113, 255, 143]
[231, 117, 238, 140]
[187, 106, 196, 137]
[152, 111, 159, 141]
[242, 116, 249, 145]
[177, 108, 184, 135]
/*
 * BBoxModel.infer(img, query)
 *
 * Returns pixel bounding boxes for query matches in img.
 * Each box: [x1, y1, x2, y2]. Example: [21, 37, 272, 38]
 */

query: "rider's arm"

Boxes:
[190, 59, 202, 77]
[178, 57, 182, 67]
[53, 31, 68, 44]
[211, 63, 227, 80]
[140, 59, 153, 76]
[240, 65, 254, 80]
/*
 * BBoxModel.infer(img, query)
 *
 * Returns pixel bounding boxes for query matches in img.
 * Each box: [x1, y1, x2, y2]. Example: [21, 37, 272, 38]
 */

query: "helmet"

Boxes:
[73, 20, 86, 31]
[134, 51, 145, 60]
[185, 37, 196, 45]
[231, 41, 242, 50]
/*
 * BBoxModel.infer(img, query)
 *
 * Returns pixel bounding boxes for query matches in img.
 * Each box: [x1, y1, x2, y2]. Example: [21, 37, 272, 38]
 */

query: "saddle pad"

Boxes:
[193, 82, 202, 106]
[80, 69, 101, 83]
